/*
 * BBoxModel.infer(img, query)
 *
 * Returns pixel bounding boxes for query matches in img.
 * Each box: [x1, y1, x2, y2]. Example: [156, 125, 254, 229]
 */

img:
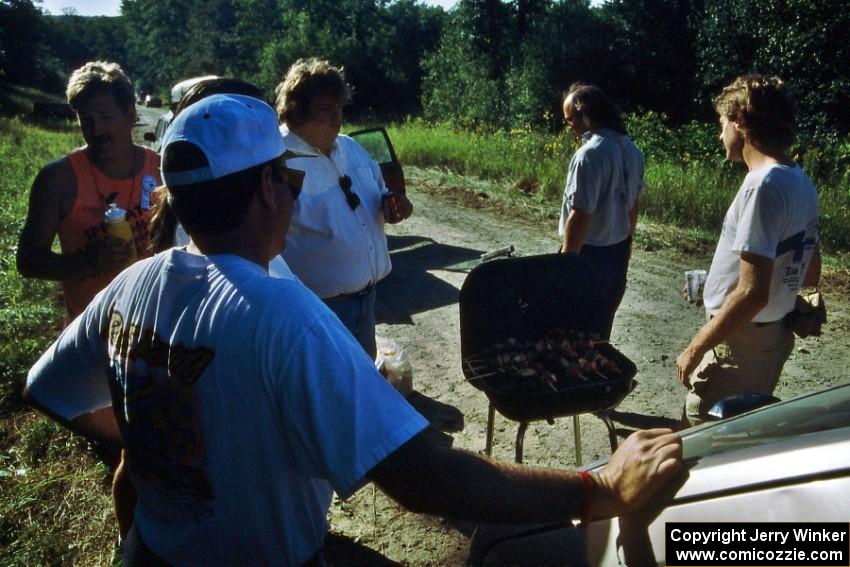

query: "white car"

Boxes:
[468, 383, 850, 566]
[144, 75, 218, 151]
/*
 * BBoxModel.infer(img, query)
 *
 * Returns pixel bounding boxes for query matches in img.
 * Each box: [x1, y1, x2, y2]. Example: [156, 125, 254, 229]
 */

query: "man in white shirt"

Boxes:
[676, 75, 821, 426]
[25, 93, 683, 566]
[560, 83, 645, 338]
[275, 58, 413, 359]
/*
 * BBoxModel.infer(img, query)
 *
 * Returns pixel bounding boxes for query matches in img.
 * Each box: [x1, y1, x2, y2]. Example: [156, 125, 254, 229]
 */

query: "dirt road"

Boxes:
[329, 167, 850, 565]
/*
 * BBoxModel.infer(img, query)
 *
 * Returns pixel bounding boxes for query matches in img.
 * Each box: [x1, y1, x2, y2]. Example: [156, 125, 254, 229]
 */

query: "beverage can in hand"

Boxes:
[382, 191, 404, 224]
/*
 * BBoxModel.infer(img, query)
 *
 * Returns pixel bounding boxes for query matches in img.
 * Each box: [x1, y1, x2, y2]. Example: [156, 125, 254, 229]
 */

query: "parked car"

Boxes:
[143, 75, 219, 151]
[349, 127, 406, 193]
[144, 94, 163, 108]
[468, 383, 850, 566]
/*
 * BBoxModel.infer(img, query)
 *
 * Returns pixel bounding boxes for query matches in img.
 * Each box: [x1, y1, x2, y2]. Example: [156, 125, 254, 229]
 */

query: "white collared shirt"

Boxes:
[281, 130, 391, 298]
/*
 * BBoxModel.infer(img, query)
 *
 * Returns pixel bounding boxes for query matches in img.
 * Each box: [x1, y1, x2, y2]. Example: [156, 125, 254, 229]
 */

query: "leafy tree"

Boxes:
[421, 10, 507, 128]
[696, 0, 850, 143]
[257, 0, 443, 120]
[121, 0, 210, 94]
[0, 0, 49, 86]
[43, 14, 129, 76]
[505, 0, 606, 130]
[598, 0, 703, 123]
[422, 0, 603, 130]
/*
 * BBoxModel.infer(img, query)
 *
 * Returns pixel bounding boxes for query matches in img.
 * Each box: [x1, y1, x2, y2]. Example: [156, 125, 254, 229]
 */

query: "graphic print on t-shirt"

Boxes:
[108, 310, 216, 505]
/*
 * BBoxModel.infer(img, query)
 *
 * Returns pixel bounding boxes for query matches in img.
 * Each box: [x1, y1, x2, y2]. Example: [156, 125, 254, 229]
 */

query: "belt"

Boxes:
[323, 282, 375, 302]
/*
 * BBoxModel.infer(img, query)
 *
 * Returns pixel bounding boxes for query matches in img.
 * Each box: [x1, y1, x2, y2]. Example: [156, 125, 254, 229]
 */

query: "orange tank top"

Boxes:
[59, 147, 160, 317]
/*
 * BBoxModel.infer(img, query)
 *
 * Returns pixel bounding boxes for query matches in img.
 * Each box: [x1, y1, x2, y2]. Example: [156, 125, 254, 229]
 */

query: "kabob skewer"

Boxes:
[465, 328, 623, 393]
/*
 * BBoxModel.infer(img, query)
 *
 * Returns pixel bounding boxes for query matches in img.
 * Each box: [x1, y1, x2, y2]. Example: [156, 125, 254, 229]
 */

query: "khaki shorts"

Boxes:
[685, 319, 794, 426]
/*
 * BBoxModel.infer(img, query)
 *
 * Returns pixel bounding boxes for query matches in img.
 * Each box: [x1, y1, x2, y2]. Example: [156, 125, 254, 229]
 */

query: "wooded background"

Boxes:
[3, 0, 850, 145]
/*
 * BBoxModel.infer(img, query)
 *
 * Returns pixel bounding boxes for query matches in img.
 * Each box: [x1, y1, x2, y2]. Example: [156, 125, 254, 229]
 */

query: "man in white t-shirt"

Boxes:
[559, 83, 645, 338]
[25, 94, 683, 565]
[676, 75, 821, 426]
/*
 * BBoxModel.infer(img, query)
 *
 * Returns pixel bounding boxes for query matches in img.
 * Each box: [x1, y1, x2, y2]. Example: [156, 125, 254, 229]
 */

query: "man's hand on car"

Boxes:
[592, 428, 683, 519]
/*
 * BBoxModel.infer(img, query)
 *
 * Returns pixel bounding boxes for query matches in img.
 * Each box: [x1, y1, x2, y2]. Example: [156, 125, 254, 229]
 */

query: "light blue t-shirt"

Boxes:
[27, 249, 428, 566]
[558, 129, 645, 247]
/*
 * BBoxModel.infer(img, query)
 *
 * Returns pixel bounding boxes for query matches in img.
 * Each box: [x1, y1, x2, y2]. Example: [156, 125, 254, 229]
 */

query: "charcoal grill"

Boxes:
[459, 253, 636, 464]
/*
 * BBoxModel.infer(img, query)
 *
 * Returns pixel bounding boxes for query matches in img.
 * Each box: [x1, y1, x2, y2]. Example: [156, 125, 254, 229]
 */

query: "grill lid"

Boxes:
[459, 253, 609, 359]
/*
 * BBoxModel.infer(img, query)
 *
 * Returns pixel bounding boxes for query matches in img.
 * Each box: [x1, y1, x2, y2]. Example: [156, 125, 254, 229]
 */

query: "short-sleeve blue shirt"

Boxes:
[27, 250, 428, 566]
[558, 129, 644, 247]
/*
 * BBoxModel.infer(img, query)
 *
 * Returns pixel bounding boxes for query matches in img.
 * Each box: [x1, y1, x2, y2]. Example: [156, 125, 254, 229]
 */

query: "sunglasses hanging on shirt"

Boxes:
[339, 175, 361, 210]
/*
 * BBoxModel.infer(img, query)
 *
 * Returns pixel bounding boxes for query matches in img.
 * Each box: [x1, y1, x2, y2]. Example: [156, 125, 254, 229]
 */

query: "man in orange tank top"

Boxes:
[17, 60, 160, 319]
[16, 60, 160, 556]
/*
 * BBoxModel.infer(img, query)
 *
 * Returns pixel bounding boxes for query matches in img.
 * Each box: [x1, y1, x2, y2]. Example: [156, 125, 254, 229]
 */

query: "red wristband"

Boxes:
[579, 471, 593, 526]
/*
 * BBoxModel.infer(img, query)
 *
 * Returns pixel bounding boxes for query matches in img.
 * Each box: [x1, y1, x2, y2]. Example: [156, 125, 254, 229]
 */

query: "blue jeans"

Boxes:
[323, 287, 377, 360]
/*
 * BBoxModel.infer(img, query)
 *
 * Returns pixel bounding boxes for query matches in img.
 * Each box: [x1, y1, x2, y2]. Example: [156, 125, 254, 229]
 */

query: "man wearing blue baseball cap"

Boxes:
[24, 94, 682, 566]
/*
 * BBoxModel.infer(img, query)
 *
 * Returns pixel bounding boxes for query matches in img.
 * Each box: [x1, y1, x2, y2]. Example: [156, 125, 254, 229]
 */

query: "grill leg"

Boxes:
[596, 411, 619, 452]
[573, 415, 582, 467]
[515, 421, 529, 463]
[485, 403, 495, 456]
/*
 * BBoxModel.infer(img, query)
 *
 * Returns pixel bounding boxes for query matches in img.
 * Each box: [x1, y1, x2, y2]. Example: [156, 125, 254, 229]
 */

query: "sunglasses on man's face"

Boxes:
[285, 168, 305, 200]
[339, 175, 360, 210]
[272, 164, 305, 201]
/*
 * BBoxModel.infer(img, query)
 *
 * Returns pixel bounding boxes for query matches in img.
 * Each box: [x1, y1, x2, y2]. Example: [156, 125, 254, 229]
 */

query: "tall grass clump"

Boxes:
[385, 118, 574, 199]
[798, 142, 850, 252]
[0, 117, 77, 411]
[625, 112, 739, 231]
[0, 116, 116, 566]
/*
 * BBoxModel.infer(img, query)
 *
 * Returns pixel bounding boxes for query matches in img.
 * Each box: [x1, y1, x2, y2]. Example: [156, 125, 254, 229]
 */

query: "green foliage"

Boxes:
[388, 118, 572, 199]
[0, 0, 52, 87]
[0, 115, 118, 566]
[625, 111, 724, 166]
[599, 0, 702, 123]
[42, 14, 128, 81]
[120, 0, 444, 120]
[696, 0, 850, 143]
[422, 0, 607, 131]
[421, 20, 508, 129]
[0, 117, 72, 415]
[121, 0, 212, 91]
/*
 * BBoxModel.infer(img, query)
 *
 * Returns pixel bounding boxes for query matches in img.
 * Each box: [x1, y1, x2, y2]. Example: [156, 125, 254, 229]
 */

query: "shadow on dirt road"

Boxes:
[376, 234, 481, 325]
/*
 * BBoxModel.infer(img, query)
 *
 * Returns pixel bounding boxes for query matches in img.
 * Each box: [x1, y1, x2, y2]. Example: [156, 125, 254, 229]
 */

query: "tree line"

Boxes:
[2, 0, 849, 144]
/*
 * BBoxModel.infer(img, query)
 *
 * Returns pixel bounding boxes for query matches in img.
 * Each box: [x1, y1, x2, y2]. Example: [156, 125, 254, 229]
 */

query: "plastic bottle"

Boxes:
[104, 203, 137, 264]
[378, 347, 413, 396]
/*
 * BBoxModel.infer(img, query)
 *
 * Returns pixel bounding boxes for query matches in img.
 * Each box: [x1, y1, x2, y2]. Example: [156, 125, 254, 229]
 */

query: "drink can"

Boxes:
[685, 269, 707, 303]
[382, 191, 404, 224]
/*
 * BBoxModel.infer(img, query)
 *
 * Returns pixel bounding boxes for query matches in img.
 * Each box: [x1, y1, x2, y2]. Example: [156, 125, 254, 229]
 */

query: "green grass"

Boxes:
[383, 119, 575, 199]
[0, 116, 116, 567]
[0, 117, 79, 414]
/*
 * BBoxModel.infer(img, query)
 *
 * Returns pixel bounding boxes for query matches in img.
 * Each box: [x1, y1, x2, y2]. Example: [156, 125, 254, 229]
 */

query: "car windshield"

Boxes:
[682, 384, 850, 460]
